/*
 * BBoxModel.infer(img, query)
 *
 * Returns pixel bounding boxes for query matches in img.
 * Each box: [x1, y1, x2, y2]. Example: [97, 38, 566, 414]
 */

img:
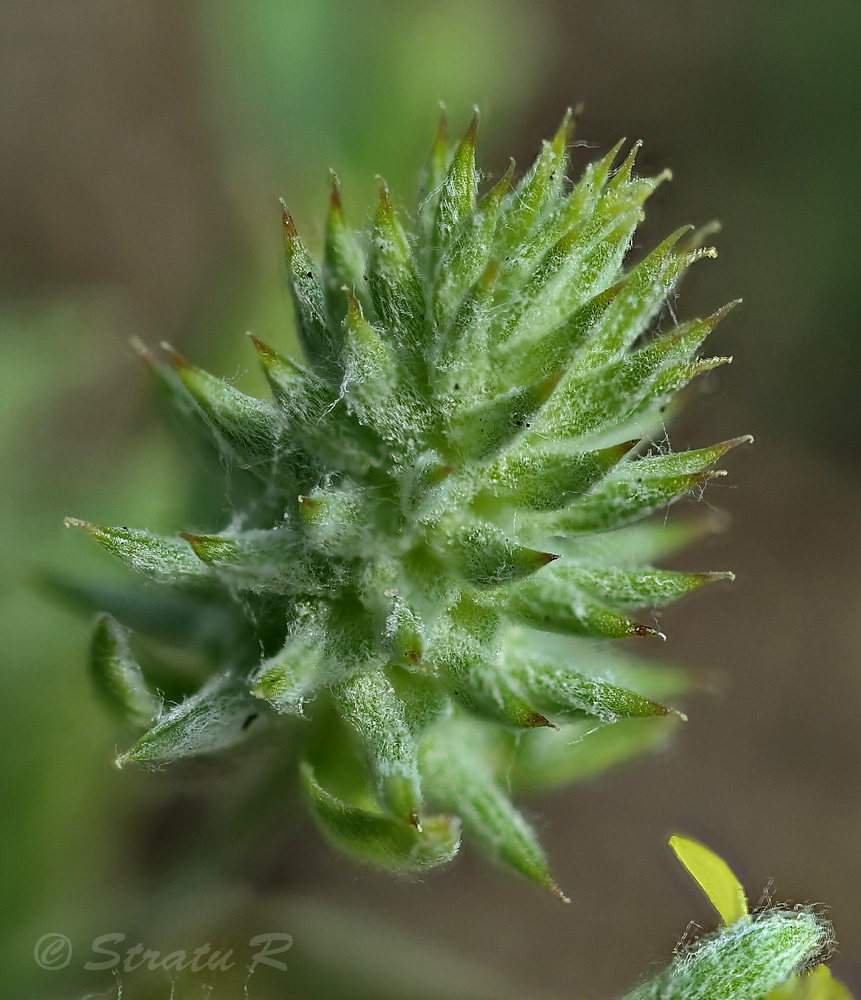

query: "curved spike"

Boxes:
[520, 468, 726, 538]
[323, 170, 368, 325]
[433, 106, 479, 247]
[505, 650, 682, 723]
[416, 103, 450, 242]
[432, 155, 513, 327]
[163, 344, 283, 473]
[446, 371, 562, 464]
[279, 199, 340, 375]
[367, 182, 429, 369]
[547, 563, 735, 611]
[608, 140, 644, 191]
[442, 521, 559, 589]
[501, 567, 666, 640]
[480, 439, 638, 512]
[550, 106, 577, 158]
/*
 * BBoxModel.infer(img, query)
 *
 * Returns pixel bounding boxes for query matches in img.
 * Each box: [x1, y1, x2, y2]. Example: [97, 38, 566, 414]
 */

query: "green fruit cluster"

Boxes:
[68, 109, 747, 895]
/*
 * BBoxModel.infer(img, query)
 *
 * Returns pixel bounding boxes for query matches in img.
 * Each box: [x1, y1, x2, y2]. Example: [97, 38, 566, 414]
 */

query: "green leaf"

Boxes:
[383, 598, 426, 669]
[521, 436, 750, 540]
[341, 291, 426, 449]
[116, 673, 264, 766]
[555, 563, 734, 609]
[496, 283, 620, 385]
[575, 231, 712, 370]
[296, 483, 370, 557]
[302, 764, 460, 874]
[434, 600, 553, 730]
[501, 566, 664, 639]
[64, 519, 209, 584]
[367, 183, 429, 367]
[505, 650, 680, 722]
[281, 203, 341, 376]
[497, 136, 622, 288]
[166, 345, 283, 475]
[181, 527, 331, 595]
[416, 105, 450, 252]
[526, 311, 720, 446]
[522, 469, 722, 538]
[495, 203, 638, 348]
[445, 373, 561, 463]
[421, 717, 568, 900]
[439, 641, 554, 731]
[433, 107, 478, 252]
[434, 258, 499, 395]
[478, 439, 635, 512]
[669, 834, 749, 926]
[495, 108, 575, 257]
[322, 173, 368, 326]
[89, 613, 158, 726]
[398, 450, 454, 518]
[252, 614, 325, 715]
[133, 339, 265, 504]
[251, 334, 389, 480]
[433, 158, 511, 330]
[628, 435, 754, 478]
[334, 669, 423, 824]
[443, 521, 558, 589]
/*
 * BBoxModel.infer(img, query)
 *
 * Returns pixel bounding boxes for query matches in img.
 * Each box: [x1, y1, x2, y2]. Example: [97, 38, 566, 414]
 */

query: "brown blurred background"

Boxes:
[3, 1, 861, 998]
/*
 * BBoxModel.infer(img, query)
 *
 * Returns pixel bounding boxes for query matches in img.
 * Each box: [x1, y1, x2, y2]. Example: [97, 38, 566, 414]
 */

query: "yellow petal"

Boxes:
[669, 834, 748, 925]
[765, 965, 855, 1000]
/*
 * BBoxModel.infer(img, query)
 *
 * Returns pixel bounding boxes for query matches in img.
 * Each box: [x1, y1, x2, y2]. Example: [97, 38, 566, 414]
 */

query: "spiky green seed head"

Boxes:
[67, 109, 748, 895]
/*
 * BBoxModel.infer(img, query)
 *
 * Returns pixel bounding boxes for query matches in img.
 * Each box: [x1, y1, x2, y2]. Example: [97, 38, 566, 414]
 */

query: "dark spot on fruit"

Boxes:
[242, 713, 259, 730]
[306, 271, 313, 278]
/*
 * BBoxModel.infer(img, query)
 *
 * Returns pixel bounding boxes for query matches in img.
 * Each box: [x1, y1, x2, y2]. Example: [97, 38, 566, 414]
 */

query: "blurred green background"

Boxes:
[3, 1, 861, 997]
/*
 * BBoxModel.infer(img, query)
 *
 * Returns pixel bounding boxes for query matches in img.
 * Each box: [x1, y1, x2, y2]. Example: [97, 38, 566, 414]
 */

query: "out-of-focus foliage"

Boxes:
[204, 0, 546, 200]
